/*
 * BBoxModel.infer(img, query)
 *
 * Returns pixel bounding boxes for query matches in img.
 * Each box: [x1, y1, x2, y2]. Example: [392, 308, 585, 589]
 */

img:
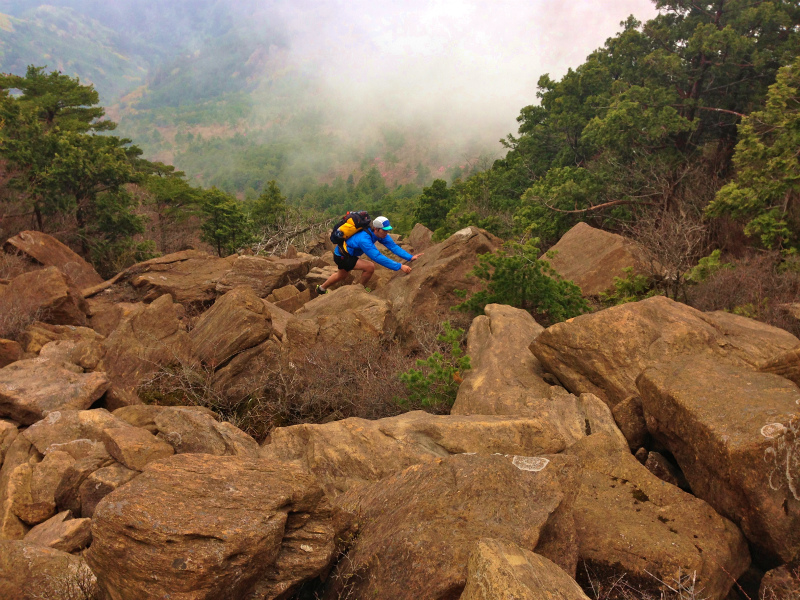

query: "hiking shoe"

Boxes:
[364, 286, 372, 293]
[315, 285, 328, 295]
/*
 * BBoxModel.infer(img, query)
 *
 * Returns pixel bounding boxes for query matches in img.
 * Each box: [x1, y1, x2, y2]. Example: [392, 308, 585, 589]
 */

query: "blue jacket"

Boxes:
[334, 229, 413, 271]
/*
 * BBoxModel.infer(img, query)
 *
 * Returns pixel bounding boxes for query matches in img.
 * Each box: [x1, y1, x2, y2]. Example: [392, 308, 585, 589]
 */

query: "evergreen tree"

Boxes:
[199, 187, 253, 256]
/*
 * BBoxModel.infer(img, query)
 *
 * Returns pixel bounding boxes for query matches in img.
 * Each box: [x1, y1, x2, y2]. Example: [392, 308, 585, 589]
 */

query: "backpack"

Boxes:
[330, 211, 371, 252]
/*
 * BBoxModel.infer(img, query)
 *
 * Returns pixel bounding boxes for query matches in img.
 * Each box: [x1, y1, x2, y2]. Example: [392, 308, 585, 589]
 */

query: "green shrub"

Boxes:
[454, 239, 588, 323]
[398, 321, 471, 411]
[685, 250, 733, 284]
[600, 267, 660, 306]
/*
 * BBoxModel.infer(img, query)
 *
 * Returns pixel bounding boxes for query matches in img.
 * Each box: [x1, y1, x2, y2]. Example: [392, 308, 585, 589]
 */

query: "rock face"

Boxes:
[261, 411, 586, 496]
[761, 559, 800, 600]
[565, 434, 750, 600]
[532, 296, 800, 407]
[154, 406, 259, 457]
[0, 357, 110, 425]
[0, 267, 88, 327]
[4, 230, 103, 289]
[87, 454, 352, 600]
[376, 227, 501, 334]
[325, 454, 579, 600]
[189, 286, 272, 367]
[540, 222, 650, 296]
[97, 293, 192, 407]
[0, 339, 22, 368]
[0, 540, 98, 600]
[460, 539, 591, 600]
[23, 510, 92, 552]
[638, 358, 800, 563]
[453, 303, 551, 412]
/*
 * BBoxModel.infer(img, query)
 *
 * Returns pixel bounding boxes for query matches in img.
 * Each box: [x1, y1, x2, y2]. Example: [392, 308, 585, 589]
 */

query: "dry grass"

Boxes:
[687, 253, 800, 337]
[137, 321, 459, 442]
[0, 291, 46, 341]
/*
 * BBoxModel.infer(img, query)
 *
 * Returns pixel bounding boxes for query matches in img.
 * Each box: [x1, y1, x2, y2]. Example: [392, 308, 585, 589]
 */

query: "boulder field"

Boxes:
[0, 225, 798, 599]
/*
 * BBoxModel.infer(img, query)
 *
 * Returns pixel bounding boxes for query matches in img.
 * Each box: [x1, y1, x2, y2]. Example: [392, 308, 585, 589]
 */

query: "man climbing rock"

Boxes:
[316, 216, 422, 294]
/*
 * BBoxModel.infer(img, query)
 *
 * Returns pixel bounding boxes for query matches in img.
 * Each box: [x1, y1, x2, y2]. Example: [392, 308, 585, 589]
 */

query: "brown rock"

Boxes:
[376, 227, 501, 335]
[154, 406, 258, 457]
[407, 222, 434, 253]
[261, 300, 293, 341]
[189, 286, 272, 367]
[78, 462, 138, 518]
[638, 357, 800, 563]
[38, 338, 105, 371]
[261, 410, 588, 496]
[85, 299, 143, 337]
[760, 559, 800, 600]
[112, 403, 217, 434]
[0, 540, 99, 599]
[540, 222, 650, 296]
[644, 450, 684, 487]
[53, 454, 115, 516]
[214, 254, 295, 297]
[210, 336, 282, 400]
[564, 433, 750, 600]
[4, 230, 103, 289]
[325, 454, 579, 600]
[0, 339, 22, 367]
[611, 395, 648, 451]
[0, 357, 110, 425]
[0, 419, 18, 467]
[274, 288, 311, 313]
[97, 293, 193, 407]
[266, 283, 302, 303]
[453, 304, 551, 413]
[20, 321, 104, 354]
[761, 347, 800, 387]
[23, 510, 92, 552]
[532, 296, 800, 407]
[102, 426, 174, 471]
[15, 451, 76, 525]
[0, 435, 39, 539]
[129, 250, 233, 304]
[293, 284, 396, 348]
[22, 408, 128, 455]
[0, 266, 88, 327]
[460, 539, 591, 600]
[86, 454, 354, 600]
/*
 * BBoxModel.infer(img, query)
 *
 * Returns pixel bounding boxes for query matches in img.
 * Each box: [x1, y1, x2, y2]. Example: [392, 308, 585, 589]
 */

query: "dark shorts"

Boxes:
[333, 252, 359, 271]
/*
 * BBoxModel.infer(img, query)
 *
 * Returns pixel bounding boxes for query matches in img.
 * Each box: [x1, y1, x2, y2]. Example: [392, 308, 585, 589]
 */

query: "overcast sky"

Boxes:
[269, 0, 660, 138]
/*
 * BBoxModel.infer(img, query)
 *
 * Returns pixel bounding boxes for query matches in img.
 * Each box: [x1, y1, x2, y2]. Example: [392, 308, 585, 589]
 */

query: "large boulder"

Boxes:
[292, 284, 396, 349]
[375, 227, 501, 335]
[4, 230, 103, 289]
[452, 303, 552, 412]
[23, 510, 92, 552]
[189, 286, 272, 368]
[0, 339, 22, 367]
[86, 454, 353, 600]
[0, 357, 110, 425]
[153, 406, 259, 458]
[0, 267, 88, 328]
[760, 559, 800, 600]
[96, 293, 192, 407]
[0, 540, 99, 600]
[532, 296, 800, 408]
[22, 409, 129, 455]
[460, 539, 591, 600]
[324, 454, 579, 600]
[261, 410, 588, 496]
[637, 358, 800, 563]
[565, 434, 750, 600]
[540, 222, 650, 296]
[407, 223, 434, 253]
[214, 254, 313, 297]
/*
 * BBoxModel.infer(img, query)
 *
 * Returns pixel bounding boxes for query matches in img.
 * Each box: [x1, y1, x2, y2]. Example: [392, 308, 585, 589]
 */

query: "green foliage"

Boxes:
[248, 180, 288, 230]
[398, 321, 471, 410]
[707, 58, 800, 252]
[199, 187, 253, 257]
[454, 239, 589, 323]
[413, 179, 453, 233]
[686, 249, 733, 283]
[599, 267, 660, 306]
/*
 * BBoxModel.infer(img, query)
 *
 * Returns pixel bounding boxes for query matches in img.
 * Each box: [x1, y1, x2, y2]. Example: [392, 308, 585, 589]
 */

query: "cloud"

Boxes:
[270, 1, 658, 128]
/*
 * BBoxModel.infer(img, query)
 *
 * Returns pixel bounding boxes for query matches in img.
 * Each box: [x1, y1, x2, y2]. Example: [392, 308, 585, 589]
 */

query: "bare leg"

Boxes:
[355, 259, 376, 287]
[319, 269, 349, 291]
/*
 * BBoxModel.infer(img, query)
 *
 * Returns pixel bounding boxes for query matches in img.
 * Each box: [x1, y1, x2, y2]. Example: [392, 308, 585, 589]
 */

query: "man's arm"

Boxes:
[362, 239, 404, 271]
[379, 235, 413, 262]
